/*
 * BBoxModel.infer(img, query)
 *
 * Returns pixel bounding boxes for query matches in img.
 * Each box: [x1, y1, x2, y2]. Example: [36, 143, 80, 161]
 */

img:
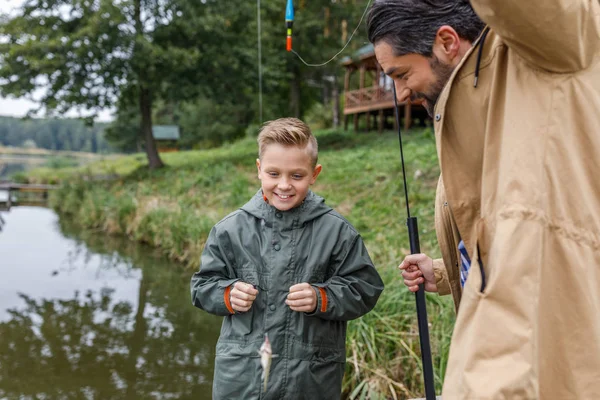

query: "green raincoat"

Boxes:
[191, 190, 384, 400]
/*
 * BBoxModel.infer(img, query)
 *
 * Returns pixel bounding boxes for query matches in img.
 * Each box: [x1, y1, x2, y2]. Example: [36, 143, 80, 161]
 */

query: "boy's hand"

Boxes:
[286, 283, 317, 313]
[399, 253, 437, 292]
[230, 282, 258, 312]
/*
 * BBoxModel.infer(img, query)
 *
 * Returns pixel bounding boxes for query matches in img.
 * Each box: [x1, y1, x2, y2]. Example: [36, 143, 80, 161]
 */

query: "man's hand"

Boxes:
[399, 253, 437, 292]
[286, 283, 317, 313]
[230, 281, 258, 312]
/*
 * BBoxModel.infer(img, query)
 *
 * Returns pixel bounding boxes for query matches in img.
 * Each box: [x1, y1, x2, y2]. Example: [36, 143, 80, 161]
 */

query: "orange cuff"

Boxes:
[224, 286, 235, 314]
[317, 287, 328, 313]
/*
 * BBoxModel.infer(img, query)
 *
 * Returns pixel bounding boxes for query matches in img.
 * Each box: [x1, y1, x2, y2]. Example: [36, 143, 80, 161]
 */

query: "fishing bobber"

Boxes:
[285, 0, 294, 51]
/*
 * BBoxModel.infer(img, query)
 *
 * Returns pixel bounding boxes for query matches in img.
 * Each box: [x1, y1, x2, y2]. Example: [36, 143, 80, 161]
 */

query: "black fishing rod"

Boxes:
[392, 85, 436, 400]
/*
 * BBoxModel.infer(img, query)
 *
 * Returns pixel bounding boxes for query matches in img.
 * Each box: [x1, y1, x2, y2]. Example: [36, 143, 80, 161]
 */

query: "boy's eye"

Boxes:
[268, 172, 278, 177]
[292, 174, 303, 179]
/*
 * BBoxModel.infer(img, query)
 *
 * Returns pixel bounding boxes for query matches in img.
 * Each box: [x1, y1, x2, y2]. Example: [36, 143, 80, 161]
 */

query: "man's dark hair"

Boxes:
[367, 0, 485, 57]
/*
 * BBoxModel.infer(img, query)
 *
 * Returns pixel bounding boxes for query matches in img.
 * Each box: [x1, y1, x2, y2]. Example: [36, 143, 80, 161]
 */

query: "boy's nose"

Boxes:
[277, 178, 292, 190]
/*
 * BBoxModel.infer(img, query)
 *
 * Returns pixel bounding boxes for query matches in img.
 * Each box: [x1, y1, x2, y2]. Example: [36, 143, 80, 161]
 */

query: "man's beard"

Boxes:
[411, 56, 454, 117]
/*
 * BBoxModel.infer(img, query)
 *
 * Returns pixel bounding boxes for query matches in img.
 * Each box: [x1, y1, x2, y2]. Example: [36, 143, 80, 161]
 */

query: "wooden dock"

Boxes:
[0, 182, 58, 209]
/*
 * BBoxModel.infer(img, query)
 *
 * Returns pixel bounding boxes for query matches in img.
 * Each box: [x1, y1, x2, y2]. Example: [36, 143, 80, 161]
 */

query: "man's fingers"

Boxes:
[408, 285, 420, 292]
[399, 253, 428, 270]
[401, 269, 422, 280]
[404, 277, 424, 287]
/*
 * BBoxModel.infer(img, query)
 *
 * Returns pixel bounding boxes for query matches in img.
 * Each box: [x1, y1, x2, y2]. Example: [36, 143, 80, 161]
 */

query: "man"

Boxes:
[367, 0, 600, 398]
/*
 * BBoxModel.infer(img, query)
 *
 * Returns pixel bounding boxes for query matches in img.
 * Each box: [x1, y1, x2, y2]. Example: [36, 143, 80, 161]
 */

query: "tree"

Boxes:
[0, 0, 203, 168]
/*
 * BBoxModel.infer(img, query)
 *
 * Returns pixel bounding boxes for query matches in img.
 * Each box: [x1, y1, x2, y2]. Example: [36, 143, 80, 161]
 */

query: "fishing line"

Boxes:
[290, 0, 373, 68]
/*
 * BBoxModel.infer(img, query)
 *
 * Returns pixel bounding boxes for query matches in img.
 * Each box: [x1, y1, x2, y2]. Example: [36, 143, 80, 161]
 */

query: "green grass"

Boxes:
[37, 127, 454, 399]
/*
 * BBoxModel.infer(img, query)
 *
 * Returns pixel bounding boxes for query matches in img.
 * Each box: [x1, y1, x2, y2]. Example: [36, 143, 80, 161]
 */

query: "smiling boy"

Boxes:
[191, 117, 384, 400]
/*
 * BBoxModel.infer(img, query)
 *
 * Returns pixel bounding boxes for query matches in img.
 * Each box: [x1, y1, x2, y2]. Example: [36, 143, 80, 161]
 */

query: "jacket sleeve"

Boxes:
[470, 0, 600, 72]
[433, 258, 451, 296]
[190, 226, 239, 316]
[308, 235, 384, 321]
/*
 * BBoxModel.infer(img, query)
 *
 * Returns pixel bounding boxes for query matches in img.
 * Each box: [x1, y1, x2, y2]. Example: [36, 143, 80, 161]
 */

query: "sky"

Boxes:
[0, 0, 114, 121]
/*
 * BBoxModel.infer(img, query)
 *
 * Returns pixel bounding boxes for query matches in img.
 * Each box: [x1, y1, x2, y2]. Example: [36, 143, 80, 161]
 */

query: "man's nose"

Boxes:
[394, 80, 411, 103]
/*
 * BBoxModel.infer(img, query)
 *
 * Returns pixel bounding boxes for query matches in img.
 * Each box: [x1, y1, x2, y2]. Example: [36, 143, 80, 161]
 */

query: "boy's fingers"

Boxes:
[231, 289, 256, 302]
[289, 305, 313, 312]
[289, 283, 310, 293]
[286, 298, 313, 307]
[234, 282, 258, 294]
[287, 289, 312, 300]
[231, 298, 252, 311]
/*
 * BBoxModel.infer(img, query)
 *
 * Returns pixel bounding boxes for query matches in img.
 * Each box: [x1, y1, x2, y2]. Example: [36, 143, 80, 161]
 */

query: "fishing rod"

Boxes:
[392, 85, 436, 400]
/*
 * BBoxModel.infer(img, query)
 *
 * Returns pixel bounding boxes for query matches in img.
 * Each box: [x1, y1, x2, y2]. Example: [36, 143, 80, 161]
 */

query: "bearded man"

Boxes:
[368, 1, 600, 398]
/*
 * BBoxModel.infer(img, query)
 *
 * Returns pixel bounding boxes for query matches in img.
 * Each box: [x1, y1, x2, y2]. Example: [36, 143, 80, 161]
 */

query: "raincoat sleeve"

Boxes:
[471, 0, 600, 72]
[308, 235, 384, 321]
[190, 226, 240, 316]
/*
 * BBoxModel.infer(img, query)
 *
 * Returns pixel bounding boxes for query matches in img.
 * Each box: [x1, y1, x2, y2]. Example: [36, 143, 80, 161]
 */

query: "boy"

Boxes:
[191, 117, 384, 400]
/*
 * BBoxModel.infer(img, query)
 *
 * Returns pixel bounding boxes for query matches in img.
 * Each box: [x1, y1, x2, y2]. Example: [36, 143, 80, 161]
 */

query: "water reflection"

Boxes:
[0, 207, 221, 399]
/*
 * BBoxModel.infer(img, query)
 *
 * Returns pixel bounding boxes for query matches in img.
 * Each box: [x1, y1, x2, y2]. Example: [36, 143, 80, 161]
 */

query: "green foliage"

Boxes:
[0, 116, 112, 153]
[0, 0, 374, 153]
[305, 101, 334, 130]
[44, 156, 80, 169]
[176, 98, 247, 149]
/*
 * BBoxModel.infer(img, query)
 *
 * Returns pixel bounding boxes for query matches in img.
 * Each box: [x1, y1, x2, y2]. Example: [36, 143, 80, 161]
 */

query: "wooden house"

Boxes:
[152, 125, 180, 153]
[341, 44, 427, 132]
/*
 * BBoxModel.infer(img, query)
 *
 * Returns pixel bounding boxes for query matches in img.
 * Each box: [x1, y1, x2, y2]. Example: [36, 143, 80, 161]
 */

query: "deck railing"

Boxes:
[344, 86, 395, 111]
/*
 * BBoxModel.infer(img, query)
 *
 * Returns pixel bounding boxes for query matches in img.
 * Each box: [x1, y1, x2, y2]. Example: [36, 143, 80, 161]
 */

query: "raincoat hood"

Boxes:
[241, 189, 332, 226]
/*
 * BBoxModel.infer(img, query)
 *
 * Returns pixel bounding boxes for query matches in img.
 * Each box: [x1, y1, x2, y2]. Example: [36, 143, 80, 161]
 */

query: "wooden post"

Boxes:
[344, 69, 351, 93]
[404, 101, 412, 132]
[343, 69, 351, 120]
[378, 109, 384, 133]
[359, 66, 365, 102]
[366, 112, 370, 133]
[354, 114, 359, 132]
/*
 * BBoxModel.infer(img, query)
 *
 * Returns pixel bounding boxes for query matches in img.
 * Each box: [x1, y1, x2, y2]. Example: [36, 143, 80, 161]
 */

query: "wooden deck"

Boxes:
[344, 86, 396, 114]
[0, 182, 58, 209]
[0, 182, 59, 192]
[343, 87, 424, 132]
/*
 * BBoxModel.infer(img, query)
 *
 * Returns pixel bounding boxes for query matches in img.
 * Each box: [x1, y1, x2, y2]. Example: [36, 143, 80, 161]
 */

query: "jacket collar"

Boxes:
[241, 189, 331, 226]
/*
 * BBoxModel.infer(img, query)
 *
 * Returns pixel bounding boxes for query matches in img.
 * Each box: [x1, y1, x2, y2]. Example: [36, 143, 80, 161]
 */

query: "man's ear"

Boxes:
[432, 25, 461, 64]
[310, 164, 322, 184]
[256, 158, 261, 179]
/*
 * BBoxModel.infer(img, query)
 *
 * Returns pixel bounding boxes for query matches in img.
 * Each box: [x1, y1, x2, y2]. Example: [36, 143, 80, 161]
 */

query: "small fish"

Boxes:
[258, 334, 275, 392]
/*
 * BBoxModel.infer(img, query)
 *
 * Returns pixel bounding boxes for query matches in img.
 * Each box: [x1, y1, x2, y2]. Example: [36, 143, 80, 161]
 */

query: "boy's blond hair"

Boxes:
[257, 118, 318, 167]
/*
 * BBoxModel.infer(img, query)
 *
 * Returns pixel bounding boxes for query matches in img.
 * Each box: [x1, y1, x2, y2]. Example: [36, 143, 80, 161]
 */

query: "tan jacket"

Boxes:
[431, 1, 600, 398]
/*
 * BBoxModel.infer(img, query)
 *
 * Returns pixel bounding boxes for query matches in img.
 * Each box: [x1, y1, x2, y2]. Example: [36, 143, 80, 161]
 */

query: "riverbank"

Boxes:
[29, 127, 454, 399]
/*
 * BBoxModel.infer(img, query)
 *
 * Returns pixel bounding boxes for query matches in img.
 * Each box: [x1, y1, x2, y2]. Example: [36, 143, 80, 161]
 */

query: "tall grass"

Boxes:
[44, 127, 454, 398]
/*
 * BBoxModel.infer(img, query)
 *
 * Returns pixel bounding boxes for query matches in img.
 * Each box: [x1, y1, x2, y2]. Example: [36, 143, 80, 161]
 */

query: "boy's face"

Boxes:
[256, 143, 322, 211]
